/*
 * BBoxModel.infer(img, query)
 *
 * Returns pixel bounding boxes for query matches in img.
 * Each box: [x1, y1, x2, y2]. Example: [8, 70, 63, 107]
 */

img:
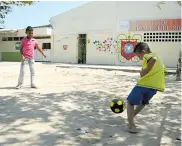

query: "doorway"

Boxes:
[78, 34, 87, 64]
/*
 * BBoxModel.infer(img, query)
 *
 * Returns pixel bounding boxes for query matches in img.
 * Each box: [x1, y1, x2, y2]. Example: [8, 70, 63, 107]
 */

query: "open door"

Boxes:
[78, 34, 87, 64]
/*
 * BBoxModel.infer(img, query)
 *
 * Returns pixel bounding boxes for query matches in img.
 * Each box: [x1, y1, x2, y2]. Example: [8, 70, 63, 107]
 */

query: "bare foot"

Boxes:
[125, 124, 138, 134]
[31, 85, 38, 89]
[16, 85, 22, 89]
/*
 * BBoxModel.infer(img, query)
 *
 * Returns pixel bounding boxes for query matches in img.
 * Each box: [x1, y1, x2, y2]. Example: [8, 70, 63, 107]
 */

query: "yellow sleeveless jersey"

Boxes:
[137, 53, 166, 92]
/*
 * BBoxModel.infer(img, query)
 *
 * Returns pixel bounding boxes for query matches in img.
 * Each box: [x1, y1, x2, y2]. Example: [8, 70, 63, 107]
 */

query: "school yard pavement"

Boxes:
[0, 62, 181, 146]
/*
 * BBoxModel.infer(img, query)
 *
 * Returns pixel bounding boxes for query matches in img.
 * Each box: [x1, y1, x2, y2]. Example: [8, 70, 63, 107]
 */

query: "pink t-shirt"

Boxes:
[21, 37, 38, 59]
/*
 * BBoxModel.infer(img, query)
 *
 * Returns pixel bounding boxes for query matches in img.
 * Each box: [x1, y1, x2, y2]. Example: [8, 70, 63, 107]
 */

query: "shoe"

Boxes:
[16, 85, 22, 89]
[31, 85, 38, 89]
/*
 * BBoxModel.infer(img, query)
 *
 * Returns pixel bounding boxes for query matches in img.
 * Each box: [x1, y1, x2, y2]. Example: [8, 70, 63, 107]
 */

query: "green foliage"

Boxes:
[1, 1, 34, 6]
[156, 1, 166, 9]
[0, 1, 35, 26]
[177, 1, 181, 6]
[155, 1, 181, 10]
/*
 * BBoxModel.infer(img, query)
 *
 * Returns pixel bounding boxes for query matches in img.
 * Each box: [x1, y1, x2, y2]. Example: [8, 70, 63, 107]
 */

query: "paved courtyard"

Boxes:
[0, 62, 181, 146]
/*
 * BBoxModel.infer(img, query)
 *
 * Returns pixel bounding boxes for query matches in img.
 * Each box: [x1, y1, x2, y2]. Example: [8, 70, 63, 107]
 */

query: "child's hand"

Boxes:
[43, 54, 46, 58]
[21, 56, 25, 62]
[140, 68, 146, 77]
[140, 69, 143, 77]
[140, 57, 157, 77]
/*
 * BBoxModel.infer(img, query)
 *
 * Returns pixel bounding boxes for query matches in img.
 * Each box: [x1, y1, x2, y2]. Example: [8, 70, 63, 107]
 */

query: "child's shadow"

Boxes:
[0, 86, 33, 90]
[0, 87, 16, 90]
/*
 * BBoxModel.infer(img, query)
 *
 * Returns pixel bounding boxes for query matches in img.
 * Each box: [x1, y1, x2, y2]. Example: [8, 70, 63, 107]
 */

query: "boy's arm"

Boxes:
[140, 57, 156, 77]
[20, 46, 23, 56]
[20, 45, 25, 62]
[36, 45, 46, 58]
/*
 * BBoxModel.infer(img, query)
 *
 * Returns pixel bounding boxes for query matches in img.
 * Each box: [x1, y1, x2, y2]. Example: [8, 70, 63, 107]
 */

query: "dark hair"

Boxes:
[133, 42, 150, 53]
[26, 26, 33, 32]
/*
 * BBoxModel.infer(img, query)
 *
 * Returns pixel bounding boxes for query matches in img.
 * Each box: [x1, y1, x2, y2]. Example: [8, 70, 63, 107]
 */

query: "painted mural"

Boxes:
[92, 33, 141, 63]
[63, 45, 68, 50]
[115, 33, 141, 63]
[56, 37, 69, 51]
[121, 40, 137, 60]
[93, 38, 117, 53]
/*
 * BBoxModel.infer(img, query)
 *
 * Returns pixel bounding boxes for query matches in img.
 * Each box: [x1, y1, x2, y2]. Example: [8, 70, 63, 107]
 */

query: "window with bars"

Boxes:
[42, 43, 51, 49]
[14, 37, 19, 41]
[34, 36, 51, 39]
[2, 36, 51, 41]
[2, 37, 8, 41]
[8, 37, 13, 41]
[20, 37, 24, 40]
[143, 32, 181, 42]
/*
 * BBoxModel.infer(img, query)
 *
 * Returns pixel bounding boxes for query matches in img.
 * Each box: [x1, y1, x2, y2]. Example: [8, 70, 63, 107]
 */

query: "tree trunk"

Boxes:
[176, 50, 181, 81]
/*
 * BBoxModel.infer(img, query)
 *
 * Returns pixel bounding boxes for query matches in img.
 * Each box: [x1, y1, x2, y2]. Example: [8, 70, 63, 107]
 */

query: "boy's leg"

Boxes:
[127, 101, 135, 125]
[126, 86, 143, 133]
[134, 89, 157, 117]
[28, 59, 36, 88]
[127, 101, 137, 133]
[134, 101, 145, 117]
[17, 60, 26, 88]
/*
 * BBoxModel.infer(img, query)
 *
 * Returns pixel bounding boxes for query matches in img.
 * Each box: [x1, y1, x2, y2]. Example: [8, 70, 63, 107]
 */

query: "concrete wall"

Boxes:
[51, 2, 116, 34]
[52, 34, 78, 63]
[50, 1, 181, 67]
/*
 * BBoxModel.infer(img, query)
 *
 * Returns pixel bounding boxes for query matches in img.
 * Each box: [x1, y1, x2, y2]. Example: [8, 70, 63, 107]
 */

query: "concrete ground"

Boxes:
[0, 62, 181, 146]
[55, 63, 176, 74]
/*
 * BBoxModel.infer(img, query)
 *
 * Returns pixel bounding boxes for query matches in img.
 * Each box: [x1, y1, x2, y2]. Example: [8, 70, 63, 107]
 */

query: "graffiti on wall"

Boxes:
[93, 38, 117, 53]
[92, 33, 142, 63]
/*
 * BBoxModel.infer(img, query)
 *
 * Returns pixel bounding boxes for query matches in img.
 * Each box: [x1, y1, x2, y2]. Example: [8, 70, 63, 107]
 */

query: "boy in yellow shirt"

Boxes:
[126, 42, 166, 133]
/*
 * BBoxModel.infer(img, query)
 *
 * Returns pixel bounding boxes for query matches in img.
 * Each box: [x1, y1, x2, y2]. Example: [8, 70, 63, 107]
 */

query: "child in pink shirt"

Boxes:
[16, 26, 46, 89]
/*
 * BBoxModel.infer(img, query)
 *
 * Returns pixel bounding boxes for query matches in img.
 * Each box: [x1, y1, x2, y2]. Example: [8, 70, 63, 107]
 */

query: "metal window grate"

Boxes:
[2, 36, 51, 41]
[42, 43, 51, 49]
[143, 32, 181, 42]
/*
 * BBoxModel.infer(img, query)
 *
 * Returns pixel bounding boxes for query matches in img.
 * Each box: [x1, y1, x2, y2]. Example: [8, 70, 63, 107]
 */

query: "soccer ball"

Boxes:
[110, 99, 126, 114]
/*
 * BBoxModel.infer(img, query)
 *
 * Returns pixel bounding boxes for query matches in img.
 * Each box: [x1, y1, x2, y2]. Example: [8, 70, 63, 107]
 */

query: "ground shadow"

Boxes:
[0, 68, 181, 146]
[0, 88, 181, 146]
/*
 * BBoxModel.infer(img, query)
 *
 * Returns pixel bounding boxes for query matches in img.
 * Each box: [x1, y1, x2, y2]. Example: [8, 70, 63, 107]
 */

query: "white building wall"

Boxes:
[51, 1, 181, 34]
[52, 34, 78, 63]
[87, 33, 115, 65]
[51, 1, 181, 67]
[115, 1, 180, 25]
[149, 42, 180, 68]
[51, 2, 116, 34]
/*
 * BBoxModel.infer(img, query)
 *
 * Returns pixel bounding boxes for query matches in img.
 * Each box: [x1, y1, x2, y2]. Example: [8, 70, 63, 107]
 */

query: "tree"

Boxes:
[155, 1, 181, 81]
[155, 1, 181, 9]
[0, 1, 35, 27]
[176, 50, 181, 81]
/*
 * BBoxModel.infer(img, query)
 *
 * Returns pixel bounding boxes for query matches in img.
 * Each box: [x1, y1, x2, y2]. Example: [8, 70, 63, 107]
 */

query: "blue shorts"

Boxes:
[127, 86, 157, 105]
